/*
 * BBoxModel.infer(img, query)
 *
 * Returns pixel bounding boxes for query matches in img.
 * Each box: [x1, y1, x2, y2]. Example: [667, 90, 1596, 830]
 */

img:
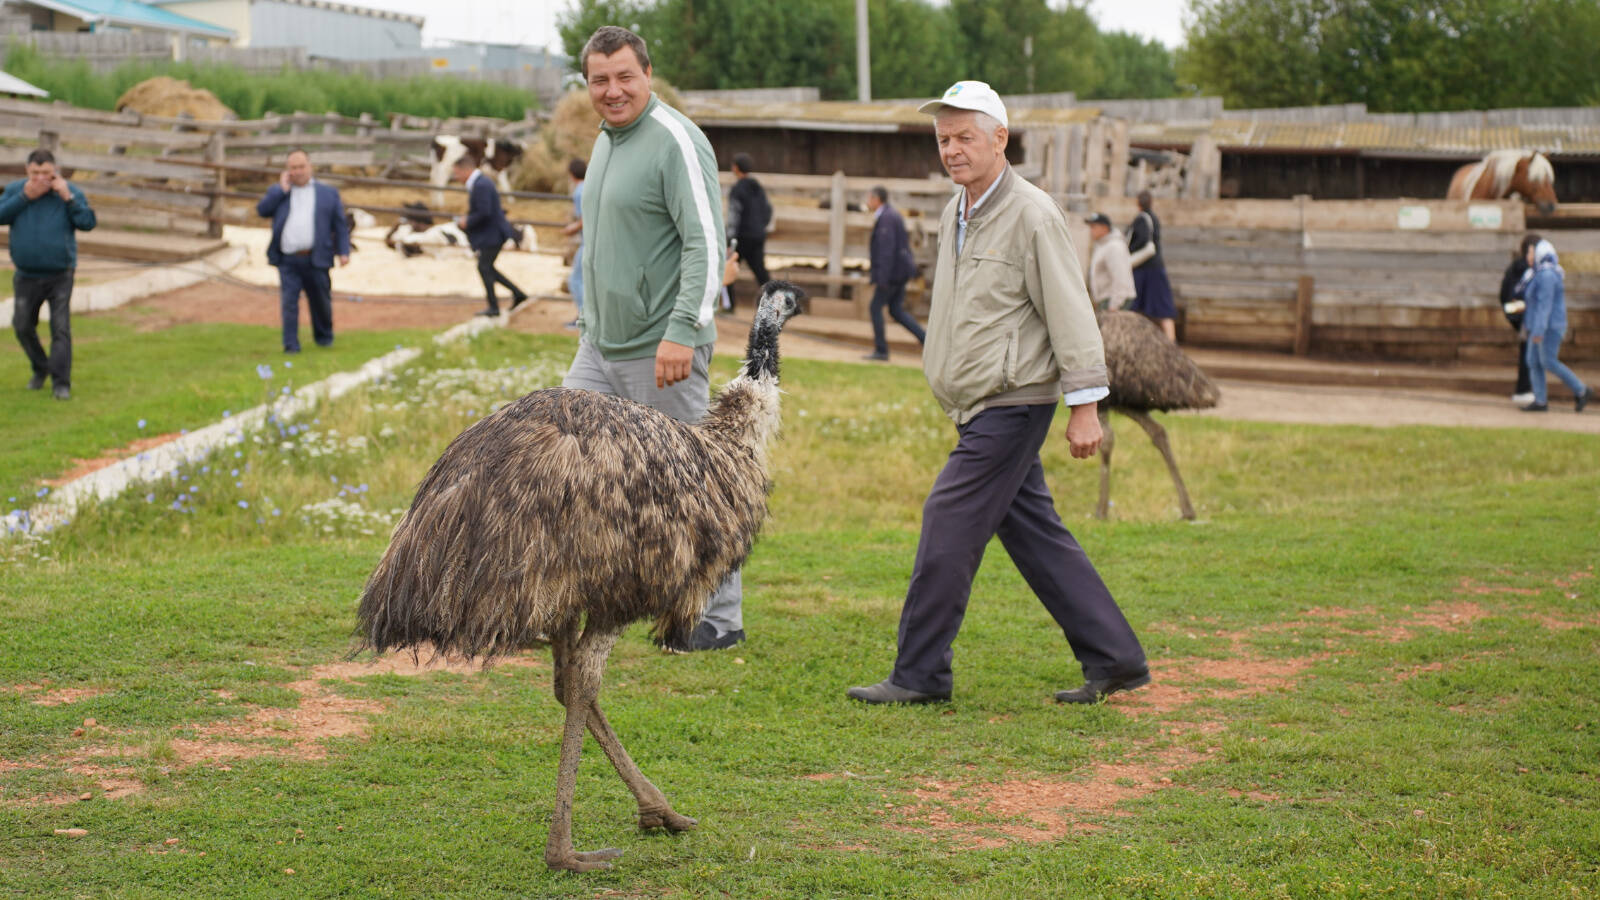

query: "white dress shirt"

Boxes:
[280, 180, 317, 254]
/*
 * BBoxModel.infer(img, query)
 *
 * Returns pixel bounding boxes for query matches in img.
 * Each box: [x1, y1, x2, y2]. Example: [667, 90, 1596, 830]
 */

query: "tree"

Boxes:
[1179, 0, 1600, 111]
[946, 0, 1098, 95]
[1086, 31, 1179, 100]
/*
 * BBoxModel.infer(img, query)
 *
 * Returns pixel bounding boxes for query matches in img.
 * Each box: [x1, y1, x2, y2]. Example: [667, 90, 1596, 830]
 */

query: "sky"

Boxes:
[359, 0, 1190, 54]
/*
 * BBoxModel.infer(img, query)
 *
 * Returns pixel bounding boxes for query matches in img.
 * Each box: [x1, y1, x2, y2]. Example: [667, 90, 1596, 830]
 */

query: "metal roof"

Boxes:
[156, 0, 424, 27]
[28, 0, 236, 38]
[681, 97, 1103, 133]
[1129, 119, 1600, 157]
[0, 71, 49, 98]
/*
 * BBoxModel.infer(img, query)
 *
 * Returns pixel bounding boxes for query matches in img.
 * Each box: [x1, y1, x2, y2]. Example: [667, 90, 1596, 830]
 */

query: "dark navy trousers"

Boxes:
[277, 255, 333, 352]
[869, 280, 926, 355]
[891, 403, 1146, 696]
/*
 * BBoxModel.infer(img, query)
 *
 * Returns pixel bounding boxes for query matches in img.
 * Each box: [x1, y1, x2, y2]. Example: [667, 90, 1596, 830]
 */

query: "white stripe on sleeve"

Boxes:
[650, 106, 721, 329]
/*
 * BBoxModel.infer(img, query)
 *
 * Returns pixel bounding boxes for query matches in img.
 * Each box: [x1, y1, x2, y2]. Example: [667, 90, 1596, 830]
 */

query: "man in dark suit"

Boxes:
[256, 149, 349, 353]
[453, 153, 527, 317]
[864, 185, 925, 361]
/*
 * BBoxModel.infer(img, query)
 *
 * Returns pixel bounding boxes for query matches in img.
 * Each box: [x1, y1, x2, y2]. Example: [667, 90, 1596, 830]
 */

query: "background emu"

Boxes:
[355, 282, 804, 872]
[1097, 309, 1220, 521]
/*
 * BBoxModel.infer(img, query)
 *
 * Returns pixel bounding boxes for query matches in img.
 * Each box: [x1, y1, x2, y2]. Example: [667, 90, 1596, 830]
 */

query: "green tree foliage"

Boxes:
[559, 0, 1178, 101]
[1180, 0, 1600, 111]
[1087, 31, 1179, 99]
[2, 43, 536, 120]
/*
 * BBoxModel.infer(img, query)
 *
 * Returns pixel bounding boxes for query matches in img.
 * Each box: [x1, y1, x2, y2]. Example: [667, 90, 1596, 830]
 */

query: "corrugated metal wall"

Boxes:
[250, 0, 421, 61]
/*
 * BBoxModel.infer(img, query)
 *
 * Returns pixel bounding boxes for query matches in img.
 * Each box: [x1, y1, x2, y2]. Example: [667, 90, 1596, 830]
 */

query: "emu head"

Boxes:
[744, 280, 806, 380]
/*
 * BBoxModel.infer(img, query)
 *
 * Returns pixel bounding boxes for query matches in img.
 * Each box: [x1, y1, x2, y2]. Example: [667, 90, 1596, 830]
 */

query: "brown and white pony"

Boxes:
[1447, 150, 1557, 214]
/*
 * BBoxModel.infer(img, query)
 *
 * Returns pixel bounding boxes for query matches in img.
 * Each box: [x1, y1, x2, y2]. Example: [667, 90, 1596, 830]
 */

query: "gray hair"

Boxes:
[936, 108, 1005, 142]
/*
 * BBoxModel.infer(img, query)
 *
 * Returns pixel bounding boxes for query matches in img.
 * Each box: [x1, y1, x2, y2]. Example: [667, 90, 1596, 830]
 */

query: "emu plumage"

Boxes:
[355, 282, 805, 872]
[1097, 309, 1220, 520]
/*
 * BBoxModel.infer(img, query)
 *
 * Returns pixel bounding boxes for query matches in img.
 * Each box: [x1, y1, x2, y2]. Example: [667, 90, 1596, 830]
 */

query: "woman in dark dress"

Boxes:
[1127, 190, 1177, 341]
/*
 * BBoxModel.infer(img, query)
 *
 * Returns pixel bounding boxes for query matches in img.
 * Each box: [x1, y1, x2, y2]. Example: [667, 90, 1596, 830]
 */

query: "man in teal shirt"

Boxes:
[564, 25, 743, 652]
[2, 148, 96, 401]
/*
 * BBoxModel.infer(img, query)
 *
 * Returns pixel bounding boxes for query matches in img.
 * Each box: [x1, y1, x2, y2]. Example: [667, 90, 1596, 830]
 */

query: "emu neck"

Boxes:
[742, 310, 784, 382]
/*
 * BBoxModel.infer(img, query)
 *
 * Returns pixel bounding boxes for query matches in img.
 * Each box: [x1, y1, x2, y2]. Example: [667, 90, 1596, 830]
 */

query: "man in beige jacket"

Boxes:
[847, 81, 1148, 707]
[1086, 212, 1136, 311]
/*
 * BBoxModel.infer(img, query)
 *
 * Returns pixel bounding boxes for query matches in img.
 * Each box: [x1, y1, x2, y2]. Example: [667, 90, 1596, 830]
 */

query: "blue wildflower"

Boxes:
[256, 364, 273, 379]
[137, 418, 147, 430]
[237, 500, 249, 509]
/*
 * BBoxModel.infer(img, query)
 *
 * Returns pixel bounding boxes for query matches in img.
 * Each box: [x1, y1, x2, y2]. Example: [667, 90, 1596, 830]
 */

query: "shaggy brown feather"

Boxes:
[1101, 310, 1219, 412]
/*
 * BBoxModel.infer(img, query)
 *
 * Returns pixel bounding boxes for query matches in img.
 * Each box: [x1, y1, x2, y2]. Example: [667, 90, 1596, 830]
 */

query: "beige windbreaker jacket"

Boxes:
[922, 166, 1108, 425]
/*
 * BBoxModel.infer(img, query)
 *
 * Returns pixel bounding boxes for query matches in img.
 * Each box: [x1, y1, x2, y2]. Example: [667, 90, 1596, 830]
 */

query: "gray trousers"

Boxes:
[13, 270, 74, 388]
[562, 337, 743, 634]
[891, 403, 1145, 695]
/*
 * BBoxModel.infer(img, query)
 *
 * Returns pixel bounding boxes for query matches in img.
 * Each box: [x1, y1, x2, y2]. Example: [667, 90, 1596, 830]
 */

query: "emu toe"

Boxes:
[547, 847, 624, 872]
[639, 808, 697, 832]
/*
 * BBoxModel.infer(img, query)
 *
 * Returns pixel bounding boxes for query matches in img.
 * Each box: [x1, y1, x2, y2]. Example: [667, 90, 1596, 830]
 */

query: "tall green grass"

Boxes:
[3, 43, 538, 120]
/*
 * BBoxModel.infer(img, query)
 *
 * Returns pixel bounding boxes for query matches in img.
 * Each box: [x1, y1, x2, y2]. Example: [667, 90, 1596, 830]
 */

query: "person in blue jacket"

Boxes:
[1519, 235, 1591, 413]
[863, 185, 925, 361]
[454, 152, 528, 317]
[256, 149, 349, 353]
[1, 148, 96, 400]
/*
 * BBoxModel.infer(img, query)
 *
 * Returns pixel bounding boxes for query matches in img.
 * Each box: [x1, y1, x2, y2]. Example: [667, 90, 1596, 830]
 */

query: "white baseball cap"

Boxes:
[917, 81, 1008, 129]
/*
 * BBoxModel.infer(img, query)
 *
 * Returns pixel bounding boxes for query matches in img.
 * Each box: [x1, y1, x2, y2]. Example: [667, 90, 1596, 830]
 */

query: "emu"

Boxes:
[355, 281, 805, 872]
[1096, 309, 1220, 521]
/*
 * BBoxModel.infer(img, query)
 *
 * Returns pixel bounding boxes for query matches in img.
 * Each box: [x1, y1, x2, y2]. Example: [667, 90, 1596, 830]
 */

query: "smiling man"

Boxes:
[848, 81, 1149, 707]
[563, 25, 744, 652]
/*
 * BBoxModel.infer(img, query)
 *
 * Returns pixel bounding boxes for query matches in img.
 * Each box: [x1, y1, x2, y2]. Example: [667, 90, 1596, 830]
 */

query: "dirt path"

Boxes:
[104, 277, 1599, 434]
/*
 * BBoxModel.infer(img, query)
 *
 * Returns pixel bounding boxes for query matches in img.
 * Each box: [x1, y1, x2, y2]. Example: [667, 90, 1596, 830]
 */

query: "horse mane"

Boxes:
[1525, 153, 1554, 185]
[1483, 149, 1553, 195]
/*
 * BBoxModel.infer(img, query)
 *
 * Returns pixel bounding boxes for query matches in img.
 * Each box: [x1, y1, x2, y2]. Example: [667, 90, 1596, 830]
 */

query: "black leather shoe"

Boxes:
[862, 352, 889, 362]
[476, 309, 500, 317]
[1577, 388, 1592, 413]
[26, 374, 44, 390]
[1520, 402, 1548, 412]
[52, 384, 70, 401]
[846, 678, 949, 705]
[510, 294, 528, 310]
[662, 621, 744, 653]
[1055, 669, 1151, 704]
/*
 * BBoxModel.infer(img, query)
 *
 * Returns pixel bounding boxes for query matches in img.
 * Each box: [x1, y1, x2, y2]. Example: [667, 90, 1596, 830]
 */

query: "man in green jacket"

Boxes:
[563, 25, 743, 652]
[2, 148, 96, 401]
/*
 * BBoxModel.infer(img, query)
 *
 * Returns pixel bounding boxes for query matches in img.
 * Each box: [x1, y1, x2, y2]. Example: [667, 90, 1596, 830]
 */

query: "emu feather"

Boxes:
[355, 281, 805, 872]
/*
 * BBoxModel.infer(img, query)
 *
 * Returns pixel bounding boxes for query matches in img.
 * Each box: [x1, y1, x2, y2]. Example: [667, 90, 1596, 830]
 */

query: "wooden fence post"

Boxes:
[1293, 275, 1315, 356]
[826, 170, 847, 289]
[356, 111, 373, 139]
[323, 111, 339, 136]
[289, 111, 305, 137]
[38, 129, 59, 154]
[205, 131, 226, 239]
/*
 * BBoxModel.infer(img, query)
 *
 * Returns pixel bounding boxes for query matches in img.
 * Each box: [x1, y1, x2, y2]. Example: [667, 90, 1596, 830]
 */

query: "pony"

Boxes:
[1447, 150, 1557, 214]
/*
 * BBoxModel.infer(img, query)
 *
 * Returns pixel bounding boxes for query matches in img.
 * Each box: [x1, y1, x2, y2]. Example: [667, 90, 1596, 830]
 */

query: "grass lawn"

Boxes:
[2, 325, 1597, 898]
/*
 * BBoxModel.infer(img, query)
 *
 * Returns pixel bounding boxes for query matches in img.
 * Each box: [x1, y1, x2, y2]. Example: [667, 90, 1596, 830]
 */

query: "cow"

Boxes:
[385, 201, 535, 259]
[429, 136, 523, 208]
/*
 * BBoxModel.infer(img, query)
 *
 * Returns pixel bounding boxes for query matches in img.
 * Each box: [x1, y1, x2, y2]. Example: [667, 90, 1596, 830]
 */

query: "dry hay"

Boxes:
[512, 80, 686, 193]
[115, 77, 235, 121]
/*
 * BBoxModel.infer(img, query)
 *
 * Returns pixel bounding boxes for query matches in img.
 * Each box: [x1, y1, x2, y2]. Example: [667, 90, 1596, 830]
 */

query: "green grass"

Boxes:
[2, 326, 1598, 897]
[3, 43, 539, 121]
[0, 306, 434, 509]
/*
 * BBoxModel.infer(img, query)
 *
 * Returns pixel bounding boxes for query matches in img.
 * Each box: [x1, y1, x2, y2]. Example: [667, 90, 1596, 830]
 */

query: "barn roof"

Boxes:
[1129, 119, 1600, 158]
[680, 97, 1103, 133]
[28, 0, 236, 38]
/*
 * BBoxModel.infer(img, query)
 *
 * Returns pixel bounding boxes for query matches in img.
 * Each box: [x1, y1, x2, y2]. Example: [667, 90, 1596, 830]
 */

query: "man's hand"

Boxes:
[456, 215, 467, 230]
[655, 339, 694, 389]
[51, 175, 72, 202]
[336, 255, 350, 267]
[22, 178, 48, 200]
[1064, 402, 1103, 459]
[279, 170, 291, 192]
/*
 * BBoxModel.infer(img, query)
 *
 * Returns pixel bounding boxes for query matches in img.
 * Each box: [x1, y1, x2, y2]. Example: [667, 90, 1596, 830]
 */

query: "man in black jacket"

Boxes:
[454, 153, 527, 316]
[864, 185, 924, 361]
[724, 153, 771, 311]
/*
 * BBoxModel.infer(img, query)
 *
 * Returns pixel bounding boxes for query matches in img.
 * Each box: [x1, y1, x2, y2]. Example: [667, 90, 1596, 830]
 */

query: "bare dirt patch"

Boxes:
[29, 687, 108, 707]
[40, 436, 184, 488]
[896, 747, 1203, 848]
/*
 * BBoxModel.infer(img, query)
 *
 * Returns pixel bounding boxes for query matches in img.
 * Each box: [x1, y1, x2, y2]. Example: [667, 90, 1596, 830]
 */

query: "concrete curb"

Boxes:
[5, 303, 530, 538]
[0, 244, 248, 324]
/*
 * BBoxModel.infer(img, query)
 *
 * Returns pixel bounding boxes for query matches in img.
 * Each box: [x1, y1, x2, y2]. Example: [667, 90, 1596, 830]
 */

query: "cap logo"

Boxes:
[946, 85, 963, 97]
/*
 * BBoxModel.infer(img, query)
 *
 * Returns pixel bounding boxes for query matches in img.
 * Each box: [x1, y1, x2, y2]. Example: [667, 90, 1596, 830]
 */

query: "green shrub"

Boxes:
[2, 43, 537, 120]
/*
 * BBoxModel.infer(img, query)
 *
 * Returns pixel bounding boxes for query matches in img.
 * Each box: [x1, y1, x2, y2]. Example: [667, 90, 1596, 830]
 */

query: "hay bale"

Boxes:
[512, 81, 687, 193]
[115, 77, 235, 121]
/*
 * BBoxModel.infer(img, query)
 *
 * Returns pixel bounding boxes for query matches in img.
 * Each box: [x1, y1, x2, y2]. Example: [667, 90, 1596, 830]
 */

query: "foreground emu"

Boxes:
[356, 282, 804, 872]
[1097, 309, 1220, 520]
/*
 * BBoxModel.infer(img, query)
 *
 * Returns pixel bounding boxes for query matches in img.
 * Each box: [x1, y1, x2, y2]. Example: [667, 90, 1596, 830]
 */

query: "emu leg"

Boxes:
[545, 626, 624, 873]
[1124, 409, 1197, 520]
[586, 701, 698, 833]
[1096, 407, 1116, 519]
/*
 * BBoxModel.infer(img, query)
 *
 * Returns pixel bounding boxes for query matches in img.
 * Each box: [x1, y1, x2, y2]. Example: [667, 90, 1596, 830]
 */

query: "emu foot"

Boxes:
[546, 847, 624, 872]
[639, 808, 697, 832]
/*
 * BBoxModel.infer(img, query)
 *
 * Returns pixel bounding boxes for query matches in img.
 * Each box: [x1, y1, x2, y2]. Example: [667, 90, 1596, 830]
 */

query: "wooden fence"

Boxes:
[1091, 196, 1600, 362]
